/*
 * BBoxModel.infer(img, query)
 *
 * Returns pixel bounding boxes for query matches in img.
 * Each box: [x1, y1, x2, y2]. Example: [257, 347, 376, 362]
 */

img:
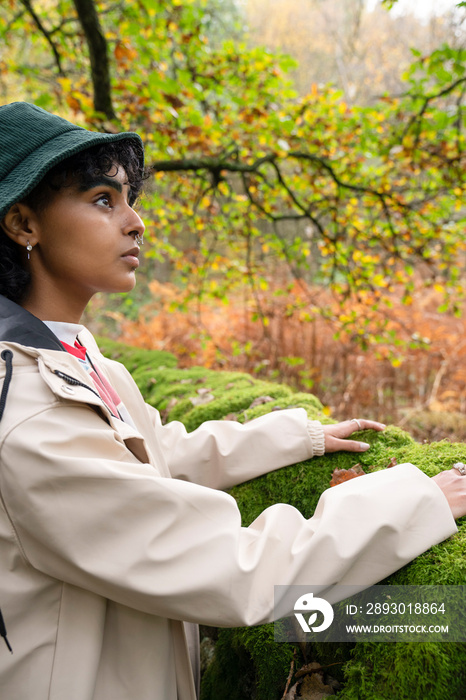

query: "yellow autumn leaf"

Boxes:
[58, 77, 72, 91]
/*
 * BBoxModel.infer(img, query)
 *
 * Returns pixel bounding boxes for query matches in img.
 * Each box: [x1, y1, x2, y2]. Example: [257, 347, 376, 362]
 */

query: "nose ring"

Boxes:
[134, 232, 144, 246]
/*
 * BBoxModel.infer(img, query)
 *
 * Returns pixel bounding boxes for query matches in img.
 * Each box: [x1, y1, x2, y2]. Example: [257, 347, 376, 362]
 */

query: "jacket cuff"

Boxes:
[307, 420, 325, 457]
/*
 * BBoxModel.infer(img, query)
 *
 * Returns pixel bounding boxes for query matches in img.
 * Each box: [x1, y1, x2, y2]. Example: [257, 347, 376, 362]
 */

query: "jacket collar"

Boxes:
[0, 295, 65, 352]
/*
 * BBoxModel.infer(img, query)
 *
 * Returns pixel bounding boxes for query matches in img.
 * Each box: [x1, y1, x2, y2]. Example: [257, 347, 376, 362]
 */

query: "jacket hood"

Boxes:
[0, 295, 64, 352]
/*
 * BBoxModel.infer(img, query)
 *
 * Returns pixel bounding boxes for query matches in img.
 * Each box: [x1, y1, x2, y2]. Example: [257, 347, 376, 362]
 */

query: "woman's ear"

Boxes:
[1, 203, 39, 250]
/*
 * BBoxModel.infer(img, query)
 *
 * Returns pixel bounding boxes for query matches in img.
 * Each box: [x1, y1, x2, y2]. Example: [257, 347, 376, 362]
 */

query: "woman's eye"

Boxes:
[96, 193, 111, 207]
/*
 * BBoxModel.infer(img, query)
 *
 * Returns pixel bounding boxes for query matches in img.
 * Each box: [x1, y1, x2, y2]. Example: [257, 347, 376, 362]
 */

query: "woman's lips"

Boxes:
[122, 254, 140, 267]
[122, 247, 140, 267]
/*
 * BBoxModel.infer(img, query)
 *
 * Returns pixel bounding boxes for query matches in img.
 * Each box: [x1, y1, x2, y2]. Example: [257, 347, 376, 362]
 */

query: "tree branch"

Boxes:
[149, 150, 408, 219]
[402, 75, 466, 146]
[19, 0, 64, 75]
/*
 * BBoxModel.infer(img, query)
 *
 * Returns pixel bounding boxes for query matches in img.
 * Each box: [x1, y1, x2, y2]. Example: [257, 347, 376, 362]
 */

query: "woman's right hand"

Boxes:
[432, 466, 466, 520]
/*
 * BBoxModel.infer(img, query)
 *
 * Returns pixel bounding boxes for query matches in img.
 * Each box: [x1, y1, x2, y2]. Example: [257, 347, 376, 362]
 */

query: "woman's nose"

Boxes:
[124, 206, 145, 240]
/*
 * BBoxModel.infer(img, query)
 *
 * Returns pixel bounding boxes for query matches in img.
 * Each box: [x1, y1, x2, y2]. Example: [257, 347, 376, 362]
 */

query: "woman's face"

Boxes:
[25, 165, 145, 319]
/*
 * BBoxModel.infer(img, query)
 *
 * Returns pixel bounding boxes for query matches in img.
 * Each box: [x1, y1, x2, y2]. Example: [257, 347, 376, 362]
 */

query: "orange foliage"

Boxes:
[118, 279, 466, 423]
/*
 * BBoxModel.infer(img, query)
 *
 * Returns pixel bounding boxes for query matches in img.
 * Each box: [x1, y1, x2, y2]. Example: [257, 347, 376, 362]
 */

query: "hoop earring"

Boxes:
[26, 241, 33, 261]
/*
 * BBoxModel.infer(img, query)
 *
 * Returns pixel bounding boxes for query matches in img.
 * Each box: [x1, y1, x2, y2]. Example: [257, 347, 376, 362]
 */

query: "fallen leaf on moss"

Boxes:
[330, 464, 366, 487]
[189, 388, 215, 406]
[248, 395, 274, 408]
[223, 413, 238, 421]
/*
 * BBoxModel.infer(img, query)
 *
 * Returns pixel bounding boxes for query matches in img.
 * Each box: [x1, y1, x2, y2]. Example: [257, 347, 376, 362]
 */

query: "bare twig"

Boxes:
[19, 0, 64, 75]
[280, 652, 296, 700]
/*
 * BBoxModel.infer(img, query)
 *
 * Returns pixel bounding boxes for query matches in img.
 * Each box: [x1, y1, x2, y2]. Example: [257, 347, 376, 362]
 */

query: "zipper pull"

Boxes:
[0, 608, 13, 653]
[53, 369, 83, 386]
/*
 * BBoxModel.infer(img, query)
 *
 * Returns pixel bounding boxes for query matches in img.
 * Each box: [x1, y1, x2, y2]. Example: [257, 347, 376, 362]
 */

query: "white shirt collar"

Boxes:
[43, 320, 86, 346]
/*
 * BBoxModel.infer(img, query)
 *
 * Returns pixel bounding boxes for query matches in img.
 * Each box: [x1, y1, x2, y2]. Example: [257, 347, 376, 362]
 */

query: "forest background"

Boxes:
[2, 0, 466, 439]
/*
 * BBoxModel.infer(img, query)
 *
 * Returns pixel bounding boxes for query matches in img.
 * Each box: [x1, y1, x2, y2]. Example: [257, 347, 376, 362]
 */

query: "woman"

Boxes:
[0, 101, 463, 700]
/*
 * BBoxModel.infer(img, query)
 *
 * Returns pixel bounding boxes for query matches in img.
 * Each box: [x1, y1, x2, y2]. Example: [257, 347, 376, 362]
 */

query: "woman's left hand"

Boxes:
[323, 419, 386, 453]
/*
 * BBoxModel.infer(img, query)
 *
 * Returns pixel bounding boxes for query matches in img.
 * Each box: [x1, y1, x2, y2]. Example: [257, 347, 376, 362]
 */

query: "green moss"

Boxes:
[230, 426, 417, 527]
[96, 336, 177, 373]
[200, 628, 256, 700]
[388, 439, 466, 476]
[339, 642, 466, 700]
[236, 392, 326, 423]
[387, 528, 466, 586]
[99, 340, 466, 700]
[124, 361, 297, 430]
[137, 368, 211, 410]
[201, 625, 296, 700]
[229, 429, 466, 699]
[168, 383, 293, 432]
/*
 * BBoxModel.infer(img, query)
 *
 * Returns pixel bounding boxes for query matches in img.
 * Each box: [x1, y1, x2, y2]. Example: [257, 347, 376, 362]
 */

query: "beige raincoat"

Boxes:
[0, 298, 456, 700]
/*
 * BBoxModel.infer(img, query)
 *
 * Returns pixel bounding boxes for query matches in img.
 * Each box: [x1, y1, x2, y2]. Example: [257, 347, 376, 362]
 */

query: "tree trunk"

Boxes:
[72, 0, 116, 120]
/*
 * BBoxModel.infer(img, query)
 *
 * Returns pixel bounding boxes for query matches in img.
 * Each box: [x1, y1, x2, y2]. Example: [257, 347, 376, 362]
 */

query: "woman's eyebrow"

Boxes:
[79, 176, 123, 193]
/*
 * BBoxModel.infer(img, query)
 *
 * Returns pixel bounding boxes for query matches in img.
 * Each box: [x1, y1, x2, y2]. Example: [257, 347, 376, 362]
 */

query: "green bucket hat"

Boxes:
[0, 101, 144, 221]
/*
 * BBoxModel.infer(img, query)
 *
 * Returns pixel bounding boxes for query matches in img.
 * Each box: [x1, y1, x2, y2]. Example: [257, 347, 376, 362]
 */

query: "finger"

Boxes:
[323, 420, 385, 440]
[432, 469, 466, 519]
[349, 419, 386, 432]
[325, 438, 371, 453]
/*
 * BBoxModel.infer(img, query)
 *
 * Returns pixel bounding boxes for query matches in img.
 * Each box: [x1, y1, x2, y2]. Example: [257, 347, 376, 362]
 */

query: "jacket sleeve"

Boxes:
[1, 402, 457, 628]
[146, 404, 324, 489]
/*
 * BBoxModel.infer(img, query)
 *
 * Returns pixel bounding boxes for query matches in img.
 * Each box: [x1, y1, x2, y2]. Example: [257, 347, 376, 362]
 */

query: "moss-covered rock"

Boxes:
[338, 641, 466, 700]
[200, 624, 296, 700]
[101, 340, 466, 700]
[96, 336, 177, 374]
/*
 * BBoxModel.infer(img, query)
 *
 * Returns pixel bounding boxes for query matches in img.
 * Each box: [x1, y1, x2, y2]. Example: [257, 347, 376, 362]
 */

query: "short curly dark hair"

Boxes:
[0, 138, 145, 304]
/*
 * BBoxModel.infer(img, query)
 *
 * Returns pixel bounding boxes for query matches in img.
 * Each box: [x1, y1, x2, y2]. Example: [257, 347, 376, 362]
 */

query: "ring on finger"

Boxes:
[351, 418, 362, 430]
[453, 462, 466, 476]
